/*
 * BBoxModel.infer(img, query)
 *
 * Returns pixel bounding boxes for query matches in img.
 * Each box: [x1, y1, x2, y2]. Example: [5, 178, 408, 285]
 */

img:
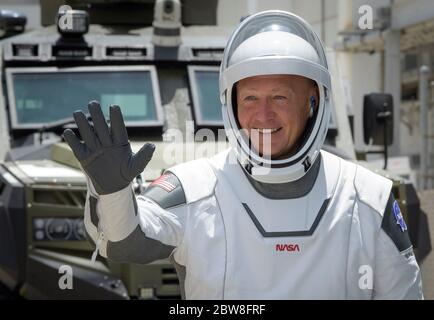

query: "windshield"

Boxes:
[188, 66, 222, 125]
[6, 67, 163, 129]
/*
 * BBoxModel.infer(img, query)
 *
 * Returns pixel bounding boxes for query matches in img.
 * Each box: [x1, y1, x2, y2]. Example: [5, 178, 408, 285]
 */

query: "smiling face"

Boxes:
[236, 75, 318, 159]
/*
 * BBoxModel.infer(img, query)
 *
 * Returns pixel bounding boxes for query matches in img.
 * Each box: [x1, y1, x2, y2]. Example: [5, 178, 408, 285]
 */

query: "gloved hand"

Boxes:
[63, 101, 155, 195]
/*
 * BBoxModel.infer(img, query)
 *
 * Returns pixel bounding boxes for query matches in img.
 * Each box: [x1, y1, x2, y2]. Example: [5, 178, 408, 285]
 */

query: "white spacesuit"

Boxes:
[65, 10, 423, 299]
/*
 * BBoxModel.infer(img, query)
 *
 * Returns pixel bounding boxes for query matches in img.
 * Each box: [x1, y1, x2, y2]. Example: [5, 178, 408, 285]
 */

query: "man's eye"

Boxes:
[244, 96, 257, 101]
[274, 95, 287, 100]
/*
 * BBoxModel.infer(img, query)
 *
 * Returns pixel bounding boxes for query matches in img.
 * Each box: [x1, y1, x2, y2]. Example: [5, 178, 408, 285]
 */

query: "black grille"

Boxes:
[161, 267, 179, 285]
[33, 189, 86, 207]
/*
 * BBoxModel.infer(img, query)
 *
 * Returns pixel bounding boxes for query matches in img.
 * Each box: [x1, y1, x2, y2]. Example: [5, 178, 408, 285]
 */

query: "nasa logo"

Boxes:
[275, 244, 300, 252]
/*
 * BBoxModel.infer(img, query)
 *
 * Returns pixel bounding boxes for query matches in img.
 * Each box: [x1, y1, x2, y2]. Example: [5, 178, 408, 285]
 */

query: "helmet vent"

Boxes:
[302, 157, 312, 172]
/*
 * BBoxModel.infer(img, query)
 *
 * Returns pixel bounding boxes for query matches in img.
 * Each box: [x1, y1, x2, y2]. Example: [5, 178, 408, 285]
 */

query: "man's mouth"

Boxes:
[252, 127, 282, 134]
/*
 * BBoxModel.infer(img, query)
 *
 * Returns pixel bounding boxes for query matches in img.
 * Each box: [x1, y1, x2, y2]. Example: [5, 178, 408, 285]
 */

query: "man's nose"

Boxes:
[255, 97, 275, 121]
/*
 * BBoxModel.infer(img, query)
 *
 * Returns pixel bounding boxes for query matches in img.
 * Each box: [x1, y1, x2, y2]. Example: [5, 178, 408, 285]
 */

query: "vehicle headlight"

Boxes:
[33, 218, 85, 241]
[72, 218, 86, 240]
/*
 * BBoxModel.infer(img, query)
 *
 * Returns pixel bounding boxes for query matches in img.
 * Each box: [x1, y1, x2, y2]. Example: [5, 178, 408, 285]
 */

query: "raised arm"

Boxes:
[63, 102, 186, 263]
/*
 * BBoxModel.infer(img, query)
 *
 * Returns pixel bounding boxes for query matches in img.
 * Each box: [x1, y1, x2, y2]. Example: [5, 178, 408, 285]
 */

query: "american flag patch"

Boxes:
[150, 174, 177, 192]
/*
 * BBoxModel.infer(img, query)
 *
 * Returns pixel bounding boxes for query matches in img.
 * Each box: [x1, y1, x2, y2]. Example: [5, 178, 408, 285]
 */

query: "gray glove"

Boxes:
[63, 101, 155, 195]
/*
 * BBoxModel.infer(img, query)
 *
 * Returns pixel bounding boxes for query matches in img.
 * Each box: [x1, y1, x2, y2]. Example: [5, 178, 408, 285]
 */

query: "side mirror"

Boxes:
[363, 93, 394, 146]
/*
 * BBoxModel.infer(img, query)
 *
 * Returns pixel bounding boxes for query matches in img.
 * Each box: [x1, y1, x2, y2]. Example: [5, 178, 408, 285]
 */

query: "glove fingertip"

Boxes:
[73, 110, 82, 117]
[62, 128, 74, 141]
[88, 100, 100, 108]
[142, 143, 156, 158]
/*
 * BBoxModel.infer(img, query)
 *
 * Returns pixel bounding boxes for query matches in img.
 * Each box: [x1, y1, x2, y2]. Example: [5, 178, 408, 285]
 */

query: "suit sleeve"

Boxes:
[373, 192, 423, 299]
[85, 172, 188, 264]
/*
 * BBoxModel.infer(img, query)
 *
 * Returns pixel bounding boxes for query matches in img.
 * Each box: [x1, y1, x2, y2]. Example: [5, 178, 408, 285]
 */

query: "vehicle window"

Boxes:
[187, 66, 222, 125]
[7, 67, 163, 128]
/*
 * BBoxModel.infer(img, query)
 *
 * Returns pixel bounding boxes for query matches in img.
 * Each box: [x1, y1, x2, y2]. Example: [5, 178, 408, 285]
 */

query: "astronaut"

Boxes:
[63, 11, 423, 299]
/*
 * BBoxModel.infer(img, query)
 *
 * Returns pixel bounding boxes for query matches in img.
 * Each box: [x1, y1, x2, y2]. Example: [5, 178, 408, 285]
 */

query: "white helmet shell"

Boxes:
[229, 31, 321, 66]
[219, 10, 332, 184]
